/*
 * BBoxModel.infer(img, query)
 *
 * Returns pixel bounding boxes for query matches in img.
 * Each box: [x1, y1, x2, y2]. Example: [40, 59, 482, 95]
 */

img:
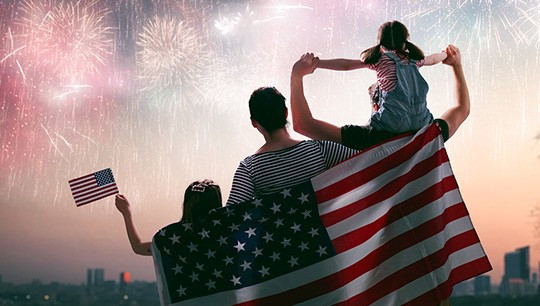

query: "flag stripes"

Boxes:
[69, 168, 119, 206]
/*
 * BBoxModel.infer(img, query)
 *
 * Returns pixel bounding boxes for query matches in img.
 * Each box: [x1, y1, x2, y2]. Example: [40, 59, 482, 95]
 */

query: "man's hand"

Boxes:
[115, 194, 131, 217]
[442, 45, 461, 67]
[292, 53, 320, 78]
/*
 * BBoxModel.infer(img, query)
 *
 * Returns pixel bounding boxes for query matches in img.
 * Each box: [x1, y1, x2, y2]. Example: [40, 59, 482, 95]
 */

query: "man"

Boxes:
[290, 45, 469, 149]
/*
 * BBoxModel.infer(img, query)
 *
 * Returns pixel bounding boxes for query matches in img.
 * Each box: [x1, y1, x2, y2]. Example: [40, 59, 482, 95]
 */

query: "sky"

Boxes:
[1, 0, 540, 286]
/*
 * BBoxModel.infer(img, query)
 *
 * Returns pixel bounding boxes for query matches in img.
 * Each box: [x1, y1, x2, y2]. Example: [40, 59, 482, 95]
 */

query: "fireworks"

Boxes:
[13, 0, 113, 82]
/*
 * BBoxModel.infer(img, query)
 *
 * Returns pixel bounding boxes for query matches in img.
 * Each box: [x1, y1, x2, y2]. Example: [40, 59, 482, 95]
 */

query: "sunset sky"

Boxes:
[1, 0, 539, 286]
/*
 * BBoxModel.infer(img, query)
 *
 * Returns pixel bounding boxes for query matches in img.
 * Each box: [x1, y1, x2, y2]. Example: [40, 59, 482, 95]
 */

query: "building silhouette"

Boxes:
[500, 246, 531, 296]
[474, 275, 491, 295]
[86, 269, 93, 287]
[120, 272, 130, 289]
[94, 269, 105, 287]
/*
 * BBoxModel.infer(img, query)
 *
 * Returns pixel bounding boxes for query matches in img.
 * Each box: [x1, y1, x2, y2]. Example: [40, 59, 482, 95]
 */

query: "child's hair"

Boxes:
[181, 179, 222, 222]
[361, 20, 425, 64]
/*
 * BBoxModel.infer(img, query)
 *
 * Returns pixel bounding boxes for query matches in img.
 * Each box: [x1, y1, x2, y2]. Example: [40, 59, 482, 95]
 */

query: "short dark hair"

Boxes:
[249, 87, 287, 133]
[181, 179, 222, 223]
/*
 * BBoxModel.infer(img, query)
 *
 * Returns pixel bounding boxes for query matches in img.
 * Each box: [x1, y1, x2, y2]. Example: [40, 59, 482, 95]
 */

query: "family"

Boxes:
[114, 21, 470, 282]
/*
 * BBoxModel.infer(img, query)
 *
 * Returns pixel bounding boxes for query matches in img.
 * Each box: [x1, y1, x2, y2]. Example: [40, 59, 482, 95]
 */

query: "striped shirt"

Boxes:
[226, 140, 358, 205]
[368, 52, 425, 92]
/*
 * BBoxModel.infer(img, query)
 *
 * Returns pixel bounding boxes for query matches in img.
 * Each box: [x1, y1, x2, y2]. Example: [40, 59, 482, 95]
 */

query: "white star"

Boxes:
[187, 242, 198, 253]
[230, 275, 242, 286]
[212, 269, 222, 279]
[240, 260, 252, 271]
[252, 247, 263, 257]
[270, 203, 281, 213]
[159, 229, 166, 236]
[225, 208, 234, 217]
[223, 256, 234, 265]
[205, 249, 216, 259]
[280, 188, 292, 198]
[233, 241, 246, 252]
[217, 236, 227, 246]
[253, 199, 263, 207]
[244, 227, 256, 238]
[176, 286, 187, 297]
[258, 216, 269, 224]
[270, 251, 281, 262]
[287, 207, 297, 214]
[182, 223, 192, 231]
[301, 210, 311, 219]
[290, 223, 301, 233]
[288, 256, 299, 267]
[212, 219, 221, 226]
[199, 228, 210, 239]
[308, 227, 319, 237]
[163, 247, 171, 255]
[242, 212, 252, 221]
[299, 241, 309, 251]
[316, 245, 327, 257]
[172, 264, 183, 275]
[263, 232, 273, 243]
[259, 266, 270, 277]
[169, 233, 180, 244]
[281, 238, 291, 247]
[206, 279, 216, 290]
[178, 255, 187, 263]
[298, 193, 309, 203]
[274, 218, 284, 228]
[189, 271, 199, 282]
[229, 223, 240, 231]
[195, 262, 205, 271]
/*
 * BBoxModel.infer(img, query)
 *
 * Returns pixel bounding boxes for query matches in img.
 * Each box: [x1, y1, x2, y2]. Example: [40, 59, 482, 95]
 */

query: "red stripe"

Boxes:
[69, 176, 95, 188]
[71, 180, 96, 193]
[336, 229, 481, 305]
[74, 185, 118, 204]
[321, 148, 449, 227]
[76, 188, 119, 206]
[316, 124, 440, 204]
[69, 173, 94, 184]
[332, 176, 458, 253]
[235, 202, 469, 306]
[73, 183, 116, 200]
[402, 256, 492, 305]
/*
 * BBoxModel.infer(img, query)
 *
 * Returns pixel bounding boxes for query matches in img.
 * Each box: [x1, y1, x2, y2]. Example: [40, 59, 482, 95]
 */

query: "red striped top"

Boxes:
[368, 52, 425, 92]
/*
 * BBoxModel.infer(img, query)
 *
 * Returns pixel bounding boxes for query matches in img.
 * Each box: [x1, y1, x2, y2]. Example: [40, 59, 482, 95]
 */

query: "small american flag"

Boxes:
[152, 124, 491, 305]
[69, 168, 119, 207]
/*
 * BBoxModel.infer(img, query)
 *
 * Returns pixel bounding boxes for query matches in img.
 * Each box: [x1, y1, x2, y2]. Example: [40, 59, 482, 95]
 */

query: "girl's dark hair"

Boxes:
[361, 20, 425, 64]
[181, 179, 222, 223]
[249, 87, 287, 134]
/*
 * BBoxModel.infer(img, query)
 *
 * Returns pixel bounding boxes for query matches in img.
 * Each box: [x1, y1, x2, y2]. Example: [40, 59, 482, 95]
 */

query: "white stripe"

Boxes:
[73, 182, 116, 201]
[75, 186, 118, 205]
[372, 243, 487, 306]
[318, 136, 443, 215]
[326, 164, 456, 240]
[298, 217, 475, 305]
[312, 125, 432, 191]
[69, 176, 95, 188]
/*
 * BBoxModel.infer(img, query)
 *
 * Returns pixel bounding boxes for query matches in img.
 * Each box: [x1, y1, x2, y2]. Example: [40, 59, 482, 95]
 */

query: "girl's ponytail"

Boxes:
[361, 44, 382, 64]
[405, 41, 425, 61]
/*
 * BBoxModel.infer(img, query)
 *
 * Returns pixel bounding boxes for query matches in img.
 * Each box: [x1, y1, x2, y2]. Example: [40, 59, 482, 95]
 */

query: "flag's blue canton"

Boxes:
[94, 168, 115, 186]
[154, 181, 336, 303]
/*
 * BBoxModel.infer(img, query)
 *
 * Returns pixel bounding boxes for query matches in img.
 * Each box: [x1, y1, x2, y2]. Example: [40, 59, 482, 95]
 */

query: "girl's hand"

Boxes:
[115, 194, 131, 216]
[442, 45, 461, 67]
[292, 53, 320, 77]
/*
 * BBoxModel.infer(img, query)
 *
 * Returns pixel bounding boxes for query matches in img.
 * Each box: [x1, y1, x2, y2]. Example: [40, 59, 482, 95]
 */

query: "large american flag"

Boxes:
[152, 124, 491, 305]
[69, 168, 119, 207]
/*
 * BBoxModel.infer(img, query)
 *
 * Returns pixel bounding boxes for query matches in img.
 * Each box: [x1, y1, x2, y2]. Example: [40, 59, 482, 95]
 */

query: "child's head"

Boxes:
[361, 20, 425, 64]
[181, 179, 222, 222]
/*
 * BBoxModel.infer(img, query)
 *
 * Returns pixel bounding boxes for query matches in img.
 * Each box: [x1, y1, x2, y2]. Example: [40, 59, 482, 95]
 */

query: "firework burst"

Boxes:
[13, 0, 113, 83]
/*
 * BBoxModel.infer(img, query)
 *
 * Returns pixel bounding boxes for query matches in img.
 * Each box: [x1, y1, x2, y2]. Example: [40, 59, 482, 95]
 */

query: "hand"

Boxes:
[442, 45, 461, 67]
[115, 194, 131, 216]
[292, 53, 320, 78]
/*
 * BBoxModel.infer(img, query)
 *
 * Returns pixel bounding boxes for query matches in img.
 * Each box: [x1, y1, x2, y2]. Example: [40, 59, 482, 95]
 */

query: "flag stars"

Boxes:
[212, 219, 221, 226]
[199, 228, 210, 239]
[287, 207, 297, 214]
[240, 260, 252, 271]
[259, 266, 270, 278]
[252, 247, 263, 257]
[281, 238, 291, 247]
[223, 256, 234, 265]
[258, 216, 269, 224]
[270, 251, 281, 262]
[169, 233, 180, 245]
[233, 241, 246, 252]
[205, 249, 216, 259]
[288, 256, 299, 267]
[217, 236, 227, 246]
[316, 246, 327, 257]
[159, 229, 166, 236]
[163, 247, 171, 255]
[301, 210, 311, 219]
[182, 223, 192, 231]
[187, 242, 198, 253]
[229, 223, 240, 232]
[242, 212, 252, 221]
[189, 271, 199, 283]
[299, 241, 309, 251]
[206, 279, 216, 290]
[244, 227, 256, 238]
[290, 223, 301, 233]
[195, 262, 205, 271]
[212, 269, 223, 279]
[280, 188, 292, 198]
[270, 203, 281, 213]
[298, 193, 309, 203]
[274, 218, 284, 228]
[172, 264, 182, 275]
[263, 232, 273, 243]
[231, 275, 242, 286]
[225, 208, 234, 217]
[308, 227, 319, 237]
[252, 199, 263, 207]
[178, 255, 187, 263]
[176, 286, 187, 297]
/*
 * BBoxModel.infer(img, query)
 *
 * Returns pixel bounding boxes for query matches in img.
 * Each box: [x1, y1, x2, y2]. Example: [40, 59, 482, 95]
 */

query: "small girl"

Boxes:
[317, 20, 447, 133]
[115, 179, 222, 256]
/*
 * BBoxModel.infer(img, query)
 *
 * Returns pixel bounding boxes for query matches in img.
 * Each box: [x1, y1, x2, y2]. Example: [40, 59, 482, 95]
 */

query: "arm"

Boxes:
[423, 52, 448, 66]
[290, 53, 342, 143]
[317, 58, 368, 71]
[115, 195, 152, 256]
[226, 163, 255, 206]
[440, 45, 470, 139]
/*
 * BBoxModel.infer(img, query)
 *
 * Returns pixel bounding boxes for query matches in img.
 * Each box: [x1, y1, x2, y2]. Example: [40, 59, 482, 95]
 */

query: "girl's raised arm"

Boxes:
[317, 58, 368, 71]
[115, 194, 152, 256]
[423, 52, 448, 66]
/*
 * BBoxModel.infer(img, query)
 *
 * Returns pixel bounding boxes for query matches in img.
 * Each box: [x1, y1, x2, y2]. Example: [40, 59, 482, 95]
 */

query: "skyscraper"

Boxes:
[120, 272, 130, 289]
[94, 269, 104, 287]
[86, 269, 93, 287]
[501, 246, 530, 296]
[474, 275, 491, 295]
